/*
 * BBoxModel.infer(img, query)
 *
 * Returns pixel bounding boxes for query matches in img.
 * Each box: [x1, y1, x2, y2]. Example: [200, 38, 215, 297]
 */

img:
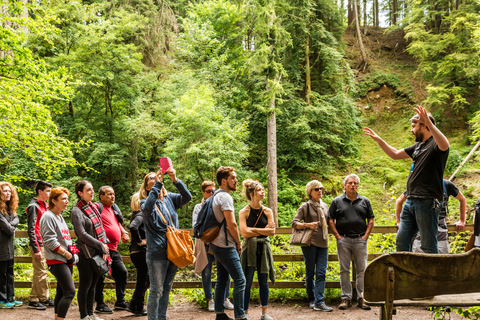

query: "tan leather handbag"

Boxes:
[155, 203, 196, 267]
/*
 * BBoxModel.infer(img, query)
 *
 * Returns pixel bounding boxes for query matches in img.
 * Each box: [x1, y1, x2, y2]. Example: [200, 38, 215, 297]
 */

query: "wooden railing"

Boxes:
[13, 225, 473, 290]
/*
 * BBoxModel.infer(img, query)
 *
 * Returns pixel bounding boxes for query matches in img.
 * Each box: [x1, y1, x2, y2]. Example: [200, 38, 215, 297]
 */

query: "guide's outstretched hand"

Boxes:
[363, 127, 380, 141]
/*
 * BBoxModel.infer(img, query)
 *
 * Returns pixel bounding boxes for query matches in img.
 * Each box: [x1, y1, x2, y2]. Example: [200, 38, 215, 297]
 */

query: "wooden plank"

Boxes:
[14, 280, 345, 290]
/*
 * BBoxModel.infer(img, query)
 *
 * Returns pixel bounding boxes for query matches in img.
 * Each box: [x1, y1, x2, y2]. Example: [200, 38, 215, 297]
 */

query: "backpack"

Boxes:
[193, 189, 228, 245]
[97, 202, 124, 224]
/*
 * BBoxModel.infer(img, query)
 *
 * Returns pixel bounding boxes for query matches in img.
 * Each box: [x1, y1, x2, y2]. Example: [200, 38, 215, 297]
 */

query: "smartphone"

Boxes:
[158, 157, 172, 173]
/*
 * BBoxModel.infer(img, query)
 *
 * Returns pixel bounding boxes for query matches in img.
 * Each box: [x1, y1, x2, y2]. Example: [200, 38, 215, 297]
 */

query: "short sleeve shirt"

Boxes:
[211, 191, 236, 248]
[328, 193, 375, 235]
[404, 136, 449, 200]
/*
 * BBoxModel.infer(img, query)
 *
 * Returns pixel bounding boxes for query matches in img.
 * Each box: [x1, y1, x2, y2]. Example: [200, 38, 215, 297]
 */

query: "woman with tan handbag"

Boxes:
[291, 180, 332, 312]
[239, 179, 275, 320]
[140, 166, 191, 320]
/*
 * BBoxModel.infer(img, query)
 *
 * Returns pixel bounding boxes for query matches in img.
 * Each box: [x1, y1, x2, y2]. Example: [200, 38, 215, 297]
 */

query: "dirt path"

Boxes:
[2, 302, 463, 320]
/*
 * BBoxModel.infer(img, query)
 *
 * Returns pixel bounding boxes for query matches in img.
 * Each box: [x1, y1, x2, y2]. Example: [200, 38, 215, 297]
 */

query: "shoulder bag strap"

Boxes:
[253, 207, 265, 228]
[83, 243, 92, 259]
[154, 203, 169, 227]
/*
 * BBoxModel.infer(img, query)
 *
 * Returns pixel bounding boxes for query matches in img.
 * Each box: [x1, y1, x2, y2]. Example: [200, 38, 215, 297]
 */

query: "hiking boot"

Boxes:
[224, 298, 234, 310]
[95, 303, 113, 314]
[28, 301, 47, 310]
[215, 313, 234, 320]
[114, 301, 129, 310]
[40, 298, 54, 307]
[338, 298, 351, 310]
[208, 299, 215, 312]
[357, 298, 371, 310]
[314, 303, 333, 312]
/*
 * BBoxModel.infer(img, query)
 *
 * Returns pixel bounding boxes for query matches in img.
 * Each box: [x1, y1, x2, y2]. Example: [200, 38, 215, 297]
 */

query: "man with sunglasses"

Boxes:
[192, 181, 233, 313]
[328, 174, 374, 311]
[364, 105, 449, 254]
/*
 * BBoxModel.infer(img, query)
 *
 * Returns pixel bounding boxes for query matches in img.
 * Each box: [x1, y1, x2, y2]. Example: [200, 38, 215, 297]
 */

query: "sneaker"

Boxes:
[28, 301, 47, 310]
[126, 305, 135, 314]
[224, 298, 234, 310]
[215, 313, 234, 320]
[0, 301, 14, 309]
[114, 301, 129, 310]
[134, 308, 147, 316]
[12, 300, 23, 307]
[309, 301, 315, 309]
[208, 299, 215, 312]
[260, 313, 274, 320]
[80, 316, 91, 320]
[40, 298, 54, 307]
[357, 298, 371, 310]
[338, 298, 352, 310]
[95, 303, 113, 314]
[90, 314, 105, 320]
[314, 303, 333, 312]
[237, 315, 250, 320]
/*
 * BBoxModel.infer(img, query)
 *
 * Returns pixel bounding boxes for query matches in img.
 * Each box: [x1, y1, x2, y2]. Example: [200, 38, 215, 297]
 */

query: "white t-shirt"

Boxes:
[211, 191, 236, 248]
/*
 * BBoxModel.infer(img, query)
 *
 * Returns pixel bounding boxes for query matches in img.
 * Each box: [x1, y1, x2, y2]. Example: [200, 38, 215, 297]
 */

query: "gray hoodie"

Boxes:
[40, 210, 72, 264]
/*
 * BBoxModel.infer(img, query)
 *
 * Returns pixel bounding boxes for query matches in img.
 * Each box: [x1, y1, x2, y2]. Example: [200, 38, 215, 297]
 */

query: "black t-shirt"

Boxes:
[246, 206, 268, 238]
[328, 193, 375, 235]
[404, 136, 449, 200]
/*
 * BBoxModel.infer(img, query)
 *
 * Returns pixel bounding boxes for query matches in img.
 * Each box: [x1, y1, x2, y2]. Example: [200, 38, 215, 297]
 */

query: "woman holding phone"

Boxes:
[140, 165, 191, 320]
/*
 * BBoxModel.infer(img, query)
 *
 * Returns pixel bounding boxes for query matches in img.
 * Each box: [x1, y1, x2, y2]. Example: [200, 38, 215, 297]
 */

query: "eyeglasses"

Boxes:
[148, 176, 156, 181]
[313, 188, 323, 192]
[346, 181, 359, 186]
[205, 189, 215, 194]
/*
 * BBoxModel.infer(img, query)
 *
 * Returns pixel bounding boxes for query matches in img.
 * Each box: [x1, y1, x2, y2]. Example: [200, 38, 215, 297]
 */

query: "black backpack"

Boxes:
[193, 190, 228, 245]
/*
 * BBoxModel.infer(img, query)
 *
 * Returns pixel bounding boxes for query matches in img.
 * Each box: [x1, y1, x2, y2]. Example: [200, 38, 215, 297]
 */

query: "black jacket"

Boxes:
[129, 210, 146, 253]
[0, 211, 19, 261]
[71, 206, 109, 257]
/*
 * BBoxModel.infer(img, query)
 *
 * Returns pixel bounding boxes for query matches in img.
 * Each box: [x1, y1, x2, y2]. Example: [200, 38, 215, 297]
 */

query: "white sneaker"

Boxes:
[90, 314, 105, 320]
[208, 299, 215, 312]
[261, 314, 273, 320]
[224, 298, 234, 310]
[80, 316, 91, 320]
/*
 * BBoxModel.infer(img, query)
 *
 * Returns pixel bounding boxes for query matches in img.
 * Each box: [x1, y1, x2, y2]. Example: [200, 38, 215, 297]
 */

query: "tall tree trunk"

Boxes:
[305, 32, 311, 105]
[372, 0, 376, 27]
[392, 0, 397, 24]
[348, 0, 354, 26]
[266, 78, 278, 226]
[375, 0, 379, 26]
[363, 0, 367, 34]
[354, 0, 368, 70]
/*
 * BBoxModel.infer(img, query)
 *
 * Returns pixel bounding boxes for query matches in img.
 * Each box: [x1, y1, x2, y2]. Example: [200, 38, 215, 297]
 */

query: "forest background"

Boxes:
[3, 0, 480, 303]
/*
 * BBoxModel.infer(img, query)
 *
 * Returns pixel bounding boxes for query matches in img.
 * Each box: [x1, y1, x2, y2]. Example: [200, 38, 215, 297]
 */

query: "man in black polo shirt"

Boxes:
[364, 105, 449, 254]
[328, 174, 374, 311]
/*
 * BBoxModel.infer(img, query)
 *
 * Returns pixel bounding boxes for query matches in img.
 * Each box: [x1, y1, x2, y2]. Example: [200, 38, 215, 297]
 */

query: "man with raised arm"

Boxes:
[210, 166, 248, 320]
[364, 105, 450, 254]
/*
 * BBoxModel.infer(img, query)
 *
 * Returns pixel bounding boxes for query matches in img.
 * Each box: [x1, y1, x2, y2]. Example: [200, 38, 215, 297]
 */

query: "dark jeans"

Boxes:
[77, 253, 100, 318]
[0, 259, 14, 302]
[95, 249, 128, 305]
[244, 251, 269, 310]
[210, 244, 246, 319]
[48, 264, 75, 318]
[130, 251, 149, 312]
[201, 247, 230, 300]
[301, 245, 328, 305]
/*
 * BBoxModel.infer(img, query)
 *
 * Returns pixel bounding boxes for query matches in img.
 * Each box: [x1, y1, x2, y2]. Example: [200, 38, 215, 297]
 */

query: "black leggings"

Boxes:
[48, 264, 75, 318]
[77, 253, 100, 318]
[0, 259, 14, 302]
[130, 251, 149, 312]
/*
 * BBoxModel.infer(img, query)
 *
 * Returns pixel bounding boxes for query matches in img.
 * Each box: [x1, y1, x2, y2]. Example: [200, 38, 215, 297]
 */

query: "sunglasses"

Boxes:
[205, 189, 215, 194]
[148, 176, 156, 181]
[313, 188, 323, 192]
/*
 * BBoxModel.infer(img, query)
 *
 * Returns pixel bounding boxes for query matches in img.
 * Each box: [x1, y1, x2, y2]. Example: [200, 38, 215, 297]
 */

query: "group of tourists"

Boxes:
[0, 105, 472, 320]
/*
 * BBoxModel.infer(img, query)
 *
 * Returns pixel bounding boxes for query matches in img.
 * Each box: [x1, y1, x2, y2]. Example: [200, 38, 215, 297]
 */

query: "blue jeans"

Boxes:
[210, 244, 246, 319]
[301, 245, 328, 306]
[396, 198, 440, 254]
[146, 257, 178, 320]
[337, 237, 368, 300]
[201, 246, 230, 300]
[244, 251, 269, 310]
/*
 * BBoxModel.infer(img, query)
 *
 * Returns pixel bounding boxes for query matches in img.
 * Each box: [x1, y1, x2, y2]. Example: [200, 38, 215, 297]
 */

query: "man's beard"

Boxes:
[415, 131, 424, 142]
